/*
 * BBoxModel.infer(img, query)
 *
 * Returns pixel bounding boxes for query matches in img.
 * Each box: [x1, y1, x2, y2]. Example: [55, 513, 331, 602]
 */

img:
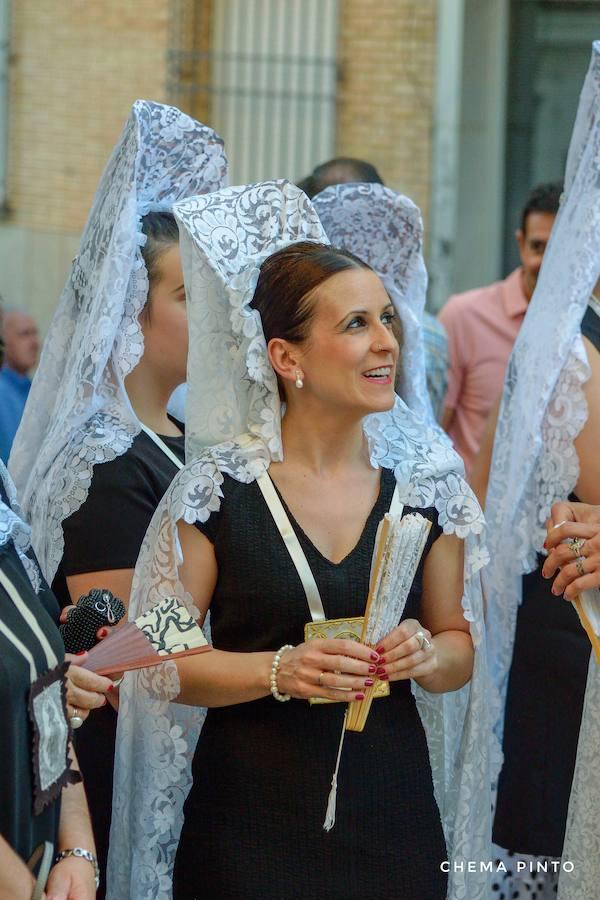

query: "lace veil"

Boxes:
[312, 182, 433, 421]
[110, 180, 492, 899]
[482, 42, 600, 898]
[8, 100, 228, 583]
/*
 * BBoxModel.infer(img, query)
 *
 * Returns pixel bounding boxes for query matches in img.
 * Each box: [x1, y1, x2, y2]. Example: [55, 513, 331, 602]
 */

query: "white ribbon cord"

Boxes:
[255, 472, 326, 623]
[139, 424, 185, 471]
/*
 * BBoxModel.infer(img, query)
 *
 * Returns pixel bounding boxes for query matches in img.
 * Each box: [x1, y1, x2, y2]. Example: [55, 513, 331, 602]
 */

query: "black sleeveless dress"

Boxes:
[173, 467, 448, 900]
[493, 305, 599, 856]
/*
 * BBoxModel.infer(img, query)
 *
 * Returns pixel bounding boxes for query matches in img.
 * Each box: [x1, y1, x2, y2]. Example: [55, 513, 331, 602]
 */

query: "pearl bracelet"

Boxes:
[270, 644, 294, 701]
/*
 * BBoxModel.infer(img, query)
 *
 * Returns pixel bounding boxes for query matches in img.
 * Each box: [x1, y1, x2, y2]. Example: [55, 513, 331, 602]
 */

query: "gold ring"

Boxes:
[569, 537, 586, 557]
[318, 671, 326, 687]
[576, 556, 586, 577]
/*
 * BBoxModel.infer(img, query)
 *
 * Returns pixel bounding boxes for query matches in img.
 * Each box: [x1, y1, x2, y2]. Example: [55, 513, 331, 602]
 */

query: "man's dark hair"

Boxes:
[520, 182, 562, 233]
[301, 157, 384, 198]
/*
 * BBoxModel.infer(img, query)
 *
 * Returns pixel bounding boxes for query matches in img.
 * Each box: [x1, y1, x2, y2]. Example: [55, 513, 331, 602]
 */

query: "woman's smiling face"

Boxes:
[292, 267, 399, 416]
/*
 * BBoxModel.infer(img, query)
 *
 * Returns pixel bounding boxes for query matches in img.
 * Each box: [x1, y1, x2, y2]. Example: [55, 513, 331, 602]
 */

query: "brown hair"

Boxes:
[251, 241, 370, 345]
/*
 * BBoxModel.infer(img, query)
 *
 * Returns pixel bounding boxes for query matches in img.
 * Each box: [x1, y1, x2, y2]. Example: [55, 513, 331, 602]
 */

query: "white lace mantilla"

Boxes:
[0, 461, 41, 592]
[8, 100, 228, 583]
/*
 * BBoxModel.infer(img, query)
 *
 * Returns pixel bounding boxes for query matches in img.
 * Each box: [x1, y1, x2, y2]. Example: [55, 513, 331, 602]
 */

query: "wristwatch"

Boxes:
[54, 848, 100, 889]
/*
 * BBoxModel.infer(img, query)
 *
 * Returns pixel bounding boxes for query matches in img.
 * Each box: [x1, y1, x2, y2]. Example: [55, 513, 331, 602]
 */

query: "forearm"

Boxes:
[0, 835, 35, 897]
[415, 630, 473, 693]
[57, 748, 95, 853]
[175, 648, 274, 707]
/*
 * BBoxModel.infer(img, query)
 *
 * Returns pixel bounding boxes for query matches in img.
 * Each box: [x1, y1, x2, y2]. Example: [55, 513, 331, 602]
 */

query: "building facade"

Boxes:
[0, 0, 597, 330]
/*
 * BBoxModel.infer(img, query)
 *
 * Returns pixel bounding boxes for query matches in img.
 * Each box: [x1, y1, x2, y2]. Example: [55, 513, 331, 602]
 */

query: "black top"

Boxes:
[51, 422, 184, 896]
[0, 538, 64, 863]
[493, 301, 600, 857]
[174, 468, 449, 900]
[53, 424, 185, 606]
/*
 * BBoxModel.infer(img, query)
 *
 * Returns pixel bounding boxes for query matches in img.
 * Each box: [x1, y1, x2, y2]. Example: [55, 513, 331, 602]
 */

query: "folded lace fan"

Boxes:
[81, 596, 210, 676]
[346, 512, 432, 732]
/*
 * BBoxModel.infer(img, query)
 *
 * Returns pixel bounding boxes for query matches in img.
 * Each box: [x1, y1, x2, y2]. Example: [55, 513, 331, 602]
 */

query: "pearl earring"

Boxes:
[295, 371, 304, 389]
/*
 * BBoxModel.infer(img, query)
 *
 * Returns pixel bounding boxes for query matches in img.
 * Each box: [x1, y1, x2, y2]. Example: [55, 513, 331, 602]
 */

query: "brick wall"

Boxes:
[8, 0, 172, 233]
[337, 0, 437, 224]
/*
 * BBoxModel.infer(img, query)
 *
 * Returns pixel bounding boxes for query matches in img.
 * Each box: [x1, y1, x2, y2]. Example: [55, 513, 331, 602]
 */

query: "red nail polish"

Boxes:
[376, 646, 385, 655]
[98, 628, 108, 638]
[107, 684, 114, 692]
[376, 667, 386, 676]
[370, 652, 379, 661]
[364, 679, 374, 687]
[75, 650, 86, 656]
[368, 664, 377, 673]
[379, 674, 389, 681]
[377, 657, 386, 665]
[355, 693, 365, 701]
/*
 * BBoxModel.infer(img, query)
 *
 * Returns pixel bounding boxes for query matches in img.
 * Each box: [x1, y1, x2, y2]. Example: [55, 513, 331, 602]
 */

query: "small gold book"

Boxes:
[304, 615, 389, 705]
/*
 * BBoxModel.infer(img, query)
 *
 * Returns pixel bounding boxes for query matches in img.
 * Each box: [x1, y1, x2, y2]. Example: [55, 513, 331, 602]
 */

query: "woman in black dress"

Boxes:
[8, 101, 227, 895]
[479, 44, 600, 899]
[113, 182, 492, 900]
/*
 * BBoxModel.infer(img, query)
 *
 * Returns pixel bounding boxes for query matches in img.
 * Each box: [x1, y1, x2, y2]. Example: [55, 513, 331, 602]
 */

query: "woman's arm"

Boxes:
[542, 337, 600, 598]
[376, 532, 474, 694]
[45, 749, 97, 899]
[0, 835, 36, 898]
[174, 522, 378, 707]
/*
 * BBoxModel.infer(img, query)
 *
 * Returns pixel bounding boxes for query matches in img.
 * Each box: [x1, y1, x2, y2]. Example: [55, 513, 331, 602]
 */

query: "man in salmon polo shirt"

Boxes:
[438, 182, 562, 474]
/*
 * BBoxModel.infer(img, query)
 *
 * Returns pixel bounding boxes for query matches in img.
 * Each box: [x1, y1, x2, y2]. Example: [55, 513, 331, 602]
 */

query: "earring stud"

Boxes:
[295, 371, 304, 389]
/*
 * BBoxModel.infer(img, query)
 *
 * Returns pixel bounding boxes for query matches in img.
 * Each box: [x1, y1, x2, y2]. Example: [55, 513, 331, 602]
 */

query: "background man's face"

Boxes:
[516, 211, 556, 301]
[4, 312, 40, 374]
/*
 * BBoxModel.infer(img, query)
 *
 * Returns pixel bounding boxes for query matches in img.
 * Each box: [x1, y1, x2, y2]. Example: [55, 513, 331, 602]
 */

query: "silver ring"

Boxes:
[318, 671, 326, 687]
[416, 630, 432, 652]
[69, 708, 84, 730]
[575, 556, 586, 577]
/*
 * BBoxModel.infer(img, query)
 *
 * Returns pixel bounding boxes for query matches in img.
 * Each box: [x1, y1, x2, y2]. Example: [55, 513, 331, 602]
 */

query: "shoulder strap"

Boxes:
[256, 472, 326, 623]
[139, 424, 185, 470]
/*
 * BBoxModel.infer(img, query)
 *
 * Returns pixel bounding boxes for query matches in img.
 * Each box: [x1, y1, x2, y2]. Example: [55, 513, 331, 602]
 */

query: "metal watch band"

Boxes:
[54, 847, 100, 888]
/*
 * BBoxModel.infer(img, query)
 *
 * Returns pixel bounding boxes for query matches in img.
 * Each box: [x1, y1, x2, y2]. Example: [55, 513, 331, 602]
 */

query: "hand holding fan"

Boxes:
[81, 596, 210, 676]
[346, 512, 432, 732]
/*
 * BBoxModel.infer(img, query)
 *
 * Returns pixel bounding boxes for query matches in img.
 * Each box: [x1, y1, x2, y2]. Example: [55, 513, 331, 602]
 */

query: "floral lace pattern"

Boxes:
[481, 42, 600, 900]
[0, 462, 41, 592]
[174, 181, 325, 461]
[313, 183, 433, 421]
[9, 100, 228, 583]
[109, 181, 493, 900]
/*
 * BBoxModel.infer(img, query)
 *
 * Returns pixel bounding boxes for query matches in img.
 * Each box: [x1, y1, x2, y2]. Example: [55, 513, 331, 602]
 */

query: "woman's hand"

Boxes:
[45, 855, 96, 900]
[373, 619, 437, 683]
[543, 501, 600, 599]
[64, 653, 114, 724]
[276, 638, 380, 702]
